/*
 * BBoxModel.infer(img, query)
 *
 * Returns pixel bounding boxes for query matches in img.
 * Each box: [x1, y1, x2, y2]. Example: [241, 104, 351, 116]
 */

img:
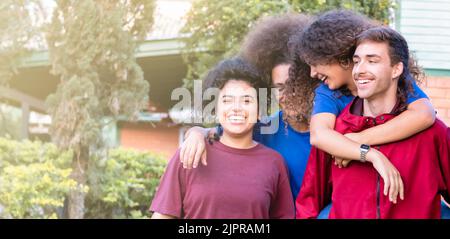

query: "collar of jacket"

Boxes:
[338, 97, 405, 133]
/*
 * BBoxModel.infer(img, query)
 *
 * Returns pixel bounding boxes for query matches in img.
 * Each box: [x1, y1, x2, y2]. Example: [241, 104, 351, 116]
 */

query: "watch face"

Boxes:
[361, 144, 370, 150]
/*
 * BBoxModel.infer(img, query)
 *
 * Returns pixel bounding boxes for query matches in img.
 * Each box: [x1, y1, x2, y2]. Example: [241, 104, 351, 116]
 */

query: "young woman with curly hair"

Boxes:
[151, 58, 294, 219]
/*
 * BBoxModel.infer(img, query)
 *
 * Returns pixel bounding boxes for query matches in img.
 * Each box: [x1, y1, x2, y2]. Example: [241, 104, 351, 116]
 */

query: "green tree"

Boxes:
[0, 0, 38, 86]
[45, 0, 155, 218]
[181, 0, 394, 88]
[0, 1, 45, 140]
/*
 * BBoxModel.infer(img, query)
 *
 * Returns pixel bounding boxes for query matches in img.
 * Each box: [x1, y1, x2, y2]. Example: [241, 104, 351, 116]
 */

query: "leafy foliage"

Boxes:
[0, 105, 22, 139]
[181, 0, 291, 89]
[0, 0, 42, 86]
[0, 138, 167, 219]
[44, 0, 155, 218]
[45, 0, 155, 150]
[0, 138, 76, 219]
[85, 148, 167, 219]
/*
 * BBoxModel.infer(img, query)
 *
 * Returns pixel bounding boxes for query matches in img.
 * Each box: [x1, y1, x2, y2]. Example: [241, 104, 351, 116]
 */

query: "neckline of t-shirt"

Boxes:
[212, 140, 264, 155]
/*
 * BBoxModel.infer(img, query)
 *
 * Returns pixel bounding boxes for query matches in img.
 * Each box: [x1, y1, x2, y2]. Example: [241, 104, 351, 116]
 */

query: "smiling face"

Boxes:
[217, 80, 258, 138]
[352, 40, 403, 101]
[309, 62, 353, 90]
[271, 63, 290, 104]
[272, 63, 298, 122]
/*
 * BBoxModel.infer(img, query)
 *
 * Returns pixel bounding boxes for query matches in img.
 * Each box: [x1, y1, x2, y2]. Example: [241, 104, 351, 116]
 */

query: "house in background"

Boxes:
[117, 101, 186, 158]
[1, 0, 192, 159]
[2, 0, 450, 159]
[395, 0, 450, 125]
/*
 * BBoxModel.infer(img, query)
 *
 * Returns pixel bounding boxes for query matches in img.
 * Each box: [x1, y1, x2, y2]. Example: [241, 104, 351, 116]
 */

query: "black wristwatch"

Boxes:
[360, 144, 370, 163]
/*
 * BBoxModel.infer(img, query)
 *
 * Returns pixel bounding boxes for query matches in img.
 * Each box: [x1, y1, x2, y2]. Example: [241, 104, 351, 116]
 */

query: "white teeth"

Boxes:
[320, 76, 327, 81]
[358, 79, 370, 84]
[228, 115, 245, 122]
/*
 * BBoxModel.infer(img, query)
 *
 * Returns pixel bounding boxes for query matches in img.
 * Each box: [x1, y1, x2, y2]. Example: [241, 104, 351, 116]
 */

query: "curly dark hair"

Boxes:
[239, 13, 319, 126]
[356, 26, 425, 112]
[281, 10, 378, 122]
[203, 57, 270, 115]
[239, 14, 312, 85]
[299, 10, 378, 66]
[282, 30, 321, 126]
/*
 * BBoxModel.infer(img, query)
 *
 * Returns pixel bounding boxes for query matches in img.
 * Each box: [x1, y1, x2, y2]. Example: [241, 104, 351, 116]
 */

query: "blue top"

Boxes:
[253, 111, 312, 201]
[441, 200, 450, 219]
[312, 81, 429, 116]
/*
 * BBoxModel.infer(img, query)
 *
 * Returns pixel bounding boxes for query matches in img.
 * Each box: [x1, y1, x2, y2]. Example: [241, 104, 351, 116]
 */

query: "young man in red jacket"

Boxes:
[296, 26, 450, 219]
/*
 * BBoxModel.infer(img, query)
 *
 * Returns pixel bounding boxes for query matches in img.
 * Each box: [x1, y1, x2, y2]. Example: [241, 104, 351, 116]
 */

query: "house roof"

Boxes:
[147, 0, 191, 40]
[22, 0, 192, 67]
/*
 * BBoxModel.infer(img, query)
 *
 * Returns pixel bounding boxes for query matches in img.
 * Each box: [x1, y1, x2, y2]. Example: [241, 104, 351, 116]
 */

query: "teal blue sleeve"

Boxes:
[312, 85, 341, 116]
[406, 80, 428, 104]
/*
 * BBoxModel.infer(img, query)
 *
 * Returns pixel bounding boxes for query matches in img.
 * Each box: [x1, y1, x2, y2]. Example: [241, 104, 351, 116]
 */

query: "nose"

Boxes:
[231, 99, 242, 112]
[310, 65, 318, 78]
[353, 61, 366, 76]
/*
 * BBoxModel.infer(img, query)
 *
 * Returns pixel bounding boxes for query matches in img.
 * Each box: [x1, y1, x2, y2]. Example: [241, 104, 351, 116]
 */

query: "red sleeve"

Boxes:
[438, 126, 450, 204]
[295, 146, 333, 219]
[270, 157, 295, 219]
[149, 149, 185, 218]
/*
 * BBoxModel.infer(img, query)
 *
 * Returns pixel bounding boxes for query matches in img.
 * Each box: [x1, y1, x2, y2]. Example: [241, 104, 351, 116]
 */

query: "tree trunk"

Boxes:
[67, 145, 89, 219]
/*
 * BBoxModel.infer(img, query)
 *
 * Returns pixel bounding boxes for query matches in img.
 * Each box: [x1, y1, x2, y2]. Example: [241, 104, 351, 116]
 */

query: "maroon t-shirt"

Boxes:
[150, 140, 294, 219]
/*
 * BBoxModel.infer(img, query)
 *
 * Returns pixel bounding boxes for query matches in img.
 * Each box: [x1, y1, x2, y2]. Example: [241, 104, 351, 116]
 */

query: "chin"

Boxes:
[357, 92, 372, 99]
[227, 128, 250, 135]
[223, 124, 252, 136]
[327, 84, 338, 90]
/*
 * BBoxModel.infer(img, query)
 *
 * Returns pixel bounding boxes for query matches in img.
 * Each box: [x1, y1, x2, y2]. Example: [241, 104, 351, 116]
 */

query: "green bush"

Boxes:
[85, 148, 167, 219]
[0, 138, 75, 218]
[0, 138, 167, 219]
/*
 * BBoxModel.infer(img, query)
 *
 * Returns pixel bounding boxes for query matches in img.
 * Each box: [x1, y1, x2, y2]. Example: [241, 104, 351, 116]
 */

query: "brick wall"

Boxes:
[119, 122, 181, 159]
[422, 76, 450, 126]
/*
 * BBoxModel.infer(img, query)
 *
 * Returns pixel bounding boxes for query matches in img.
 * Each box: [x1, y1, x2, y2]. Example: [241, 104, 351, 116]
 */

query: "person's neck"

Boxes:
[219, 130, 257, 149]
[287, 118, 309, 133]
[363, 86, 398, 117]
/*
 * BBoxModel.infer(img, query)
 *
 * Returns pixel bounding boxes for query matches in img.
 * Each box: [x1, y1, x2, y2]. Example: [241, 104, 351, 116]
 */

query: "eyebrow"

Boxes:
[366, 54, 381, 58]
[222, 95, 255, 98]
[353, 54, 381, 58]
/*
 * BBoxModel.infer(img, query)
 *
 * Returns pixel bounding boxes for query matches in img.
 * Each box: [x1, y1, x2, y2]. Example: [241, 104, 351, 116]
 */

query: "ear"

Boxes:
[392, 62, 404, 79]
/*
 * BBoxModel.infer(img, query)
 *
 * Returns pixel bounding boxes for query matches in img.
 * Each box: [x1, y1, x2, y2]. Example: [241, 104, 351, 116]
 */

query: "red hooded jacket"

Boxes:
[296, 98, 450, 219]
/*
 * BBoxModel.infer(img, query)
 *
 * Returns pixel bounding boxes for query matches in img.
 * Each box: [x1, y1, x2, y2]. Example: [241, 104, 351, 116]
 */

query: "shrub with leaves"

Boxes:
[0, 138, 167, 219]
[0, 138, 76, 219]
[85, 148, 167, 219]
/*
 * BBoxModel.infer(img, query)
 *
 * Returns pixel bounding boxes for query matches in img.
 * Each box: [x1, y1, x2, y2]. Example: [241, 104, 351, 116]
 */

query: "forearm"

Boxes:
[310, 127, 362, 161]
[185, 126, 213, 139]
[359, 99, 435, 145]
